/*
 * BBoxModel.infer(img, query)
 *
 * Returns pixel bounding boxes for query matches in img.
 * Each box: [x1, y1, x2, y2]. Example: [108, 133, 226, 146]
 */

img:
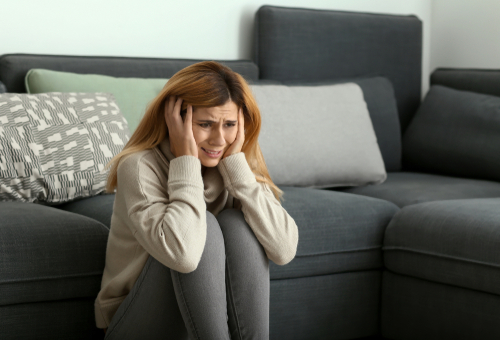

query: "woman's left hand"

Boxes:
[223, 108, 245, 159]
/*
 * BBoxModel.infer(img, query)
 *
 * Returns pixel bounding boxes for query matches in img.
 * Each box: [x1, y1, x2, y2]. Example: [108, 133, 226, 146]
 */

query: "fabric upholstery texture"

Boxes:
[26, 69, 167, 132]
[431, 68, 500, 98]
[0, 92, 129, 203]
[382, 271, 500, 340]
[251, 83, 387, 188]
[0, 297, 99, 340]
[254, 5, 422, 133]
[0, 202, 108, 306]
[335, 171, 500, 208]
[270, 271, 381, 340]
[0, 53, 259, 93]
[383, 198, 500, 296]
[270, 187, 398, 279]
[403, 85, 500, 182]
[280, 77, 401, 172]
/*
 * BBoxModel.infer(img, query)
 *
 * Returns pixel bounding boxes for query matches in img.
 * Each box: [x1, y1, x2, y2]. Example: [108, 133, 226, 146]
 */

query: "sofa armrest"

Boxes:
[431, 68, 500, 98]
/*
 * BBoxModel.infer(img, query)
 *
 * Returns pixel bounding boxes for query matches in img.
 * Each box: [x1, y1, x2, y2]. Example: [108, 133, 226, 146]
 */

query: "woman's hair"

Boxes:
[105, 61, 283, 202]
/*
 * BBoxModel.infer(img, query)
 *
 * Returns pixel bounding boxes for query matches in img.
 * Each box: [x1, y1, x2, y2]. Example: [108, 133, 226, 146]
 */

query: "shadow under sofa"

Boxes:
[1, 6, 500, 340]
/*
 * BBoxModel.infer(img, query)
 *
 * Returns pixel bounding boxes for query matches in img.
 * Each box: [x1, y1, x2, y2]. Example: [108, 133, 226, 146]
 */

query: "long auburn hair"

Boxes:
[105, 61, 283, 202]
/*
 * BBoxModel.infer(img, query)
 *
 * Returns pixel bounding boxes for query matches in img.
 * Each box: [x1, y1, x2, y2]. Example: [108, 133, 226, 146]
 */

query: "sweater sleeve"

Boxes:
[217, 152, 299, 265]
[117, 153, 206, 273]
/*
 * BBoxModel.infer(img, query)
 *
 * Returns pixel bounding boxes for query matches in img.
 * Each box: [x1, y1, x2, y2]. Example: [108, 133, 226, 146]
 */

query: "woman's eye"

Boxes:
[198, 123, 235, 128]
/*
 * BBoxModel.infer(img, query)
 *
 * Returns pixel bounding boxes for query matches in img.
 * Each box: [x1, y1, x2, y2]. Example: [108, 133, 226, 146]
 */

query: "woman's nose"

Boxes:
[209, 124, 225, 146]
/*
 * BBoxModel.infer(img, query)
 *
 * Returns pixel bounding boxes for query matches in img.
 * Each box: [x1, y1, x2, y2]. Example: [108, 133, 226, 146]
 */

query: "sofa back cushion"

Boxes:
[251, 82, 387, 188]
[26, 69, 167, 132]
[0, 53, 259, 93]
[254, 5, 422, 135]
[403, 85, 500, 182]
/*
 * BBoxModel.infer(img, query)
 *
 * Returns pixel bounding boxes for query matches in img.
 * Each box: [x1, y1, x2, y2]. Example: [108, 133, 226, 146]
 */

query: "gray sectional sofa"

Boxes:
[1, 5, 500, 340]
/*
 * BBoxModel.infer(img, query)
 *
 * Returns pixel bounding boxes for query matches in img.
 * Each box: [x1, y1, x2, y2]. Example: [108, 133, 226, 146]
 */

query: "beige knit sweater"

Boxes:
[94, 138, 299, 329]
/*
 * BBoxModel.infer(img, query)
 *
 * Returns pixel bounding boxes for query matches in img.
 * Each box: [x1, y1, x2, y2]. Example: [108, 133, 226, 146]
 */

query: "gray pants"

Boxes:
[104, 209, 270, 340]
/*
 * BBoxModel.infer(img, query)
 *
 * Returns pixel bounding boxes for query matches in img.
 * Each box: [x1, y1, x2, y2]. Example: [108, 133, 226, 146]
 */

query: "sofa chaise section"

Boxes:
[381, 198, 500, 339]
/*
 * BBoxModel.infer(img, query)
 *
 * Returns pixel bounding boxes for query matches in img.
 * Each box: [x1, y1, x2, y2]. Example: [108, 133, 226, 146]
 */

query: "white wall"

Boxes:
[431, 0, 500, 75]
[0, 0, 432, 92]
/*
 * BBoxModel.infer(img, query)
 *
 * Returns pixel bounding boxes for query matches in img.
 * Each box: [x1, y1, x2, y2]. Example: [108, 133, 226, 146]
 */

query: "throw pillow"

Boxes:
[403, 85, 500, 182]
[250, 83, 387, 188]
[280, 77, 401, 172]
[25, 69, 168, 132]
[0, 92, 130, 203]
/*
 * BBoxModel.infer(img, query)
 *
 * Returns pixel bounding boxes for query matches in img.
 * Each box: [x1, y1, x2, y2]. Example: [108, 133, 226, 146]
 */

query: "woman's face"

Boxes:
[191, 100, 239, 168]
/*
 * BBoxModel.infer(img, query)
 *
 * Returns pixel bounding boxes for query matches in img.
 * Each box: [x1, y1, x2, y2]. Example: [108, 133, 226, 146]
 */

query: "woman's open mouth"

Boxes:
[202, 147, 222, 158]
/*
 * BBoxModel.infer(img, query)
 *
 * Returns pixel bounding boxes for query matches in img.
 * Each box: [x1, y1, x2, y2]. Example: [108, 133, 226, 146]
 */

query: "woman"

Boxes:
[94, 61, 299, 340]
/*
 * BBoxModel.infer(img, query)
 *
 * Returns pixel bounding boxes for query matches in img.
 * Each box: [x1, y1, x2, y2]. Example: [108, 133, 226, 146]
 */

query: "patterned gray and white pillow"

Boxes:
[0, 92, 130, 203]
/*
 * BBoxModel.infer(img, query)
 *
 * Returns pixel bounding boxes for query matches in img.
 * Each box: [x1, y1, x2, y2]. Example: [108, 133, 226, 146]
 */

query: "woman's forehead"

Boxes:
[194, 101, 238, 119]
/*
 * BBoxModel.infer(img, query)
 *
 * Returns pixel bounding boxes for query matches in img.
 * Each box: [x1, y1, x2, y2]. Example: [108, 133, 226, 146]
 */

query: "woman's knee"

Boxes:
[216, 209, 263, 250]
[216, 208, 245, 228]
[217, 209, 250, 234]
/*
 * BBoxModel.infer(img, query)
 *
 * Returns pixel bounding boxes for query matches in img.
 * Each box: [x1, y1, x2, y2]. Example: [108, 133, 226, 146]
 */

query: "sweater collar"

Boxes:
[158, 138, 225, 203]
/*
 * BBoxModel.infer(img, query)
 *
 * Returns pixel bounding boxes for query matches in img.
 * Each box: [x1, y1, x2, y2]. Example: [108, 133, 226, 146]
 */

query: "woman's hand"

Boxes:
[223, 108, 245, 159]
[164, 96, 198, 158]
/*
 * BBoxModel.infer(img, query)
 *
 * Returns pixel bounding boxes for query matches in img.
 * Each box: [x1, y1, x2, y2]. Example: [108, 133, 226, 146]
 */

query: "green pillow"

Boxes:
[25, 69, 168, 132]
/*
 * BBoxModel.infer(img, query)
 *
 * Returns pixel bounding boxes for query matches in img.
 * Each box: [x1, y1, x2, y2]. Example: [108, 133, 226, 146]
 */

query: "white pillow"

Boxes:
[0, 92, 130, 203]
[250, 83, 387, 188]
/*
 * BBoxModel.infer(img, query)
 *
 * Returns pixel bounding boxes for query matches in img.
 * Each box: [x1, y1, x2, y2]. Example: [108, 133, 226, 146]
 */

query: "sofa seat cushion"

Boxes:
[383, 198, 500, 296]
[271, 187, 399, 280]
[334, 171, 500, 208]
[56, 193, 116, 229]
[0, 202, 108, 306]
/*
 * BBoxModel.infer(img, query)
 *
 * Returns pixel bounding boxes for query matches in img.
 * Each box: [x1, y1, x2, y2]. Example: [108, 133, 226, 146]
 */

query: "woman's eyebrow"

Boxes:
[196, 119, 238, 123]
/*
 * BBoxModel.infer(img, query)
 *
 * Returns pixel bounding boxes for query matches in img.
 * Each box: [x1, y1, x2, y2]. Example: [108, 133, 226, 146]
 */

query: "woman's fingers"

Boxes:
[185, 104, 193, 129]
[168, 96, 176, 115]
[222, 108, 245, 159]
[237, 108, 245, 141]
[184, 104, 198, 158]
[166, 96, 184, 129]
[165, 96, 177, 119]
[166, 98, 198, 158]
[172, 97, 183, 122]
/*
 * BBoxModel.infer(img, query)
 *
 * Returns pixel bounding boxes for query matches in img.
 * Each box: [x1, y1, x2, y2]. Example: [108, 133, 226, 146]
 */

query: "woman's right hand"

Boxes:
[164, 96, 198, 159]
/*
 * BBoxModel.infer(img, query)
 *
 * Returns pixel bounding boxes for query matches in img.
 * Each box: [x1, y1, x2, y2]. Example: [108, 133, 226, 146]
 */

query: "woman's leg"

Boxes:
[104, 254, 188, 340]
[170, 211, 231, 340]
[217, 209, 270, 340]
